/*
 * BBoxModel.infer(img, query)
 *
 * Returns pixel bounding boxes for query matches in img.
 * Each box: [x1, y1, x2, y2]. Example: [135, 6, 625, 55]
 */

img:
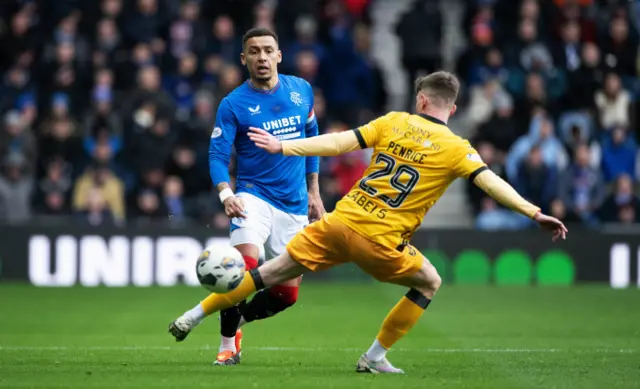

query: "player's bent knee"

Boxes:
[409, 260, 442, 298]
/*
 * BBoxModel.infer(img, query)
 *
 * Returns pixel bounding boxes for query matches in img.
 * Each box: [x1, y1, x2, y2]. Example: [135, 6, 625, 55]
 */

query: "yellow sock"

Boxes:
[200, 271, 258, 315]
[376, 290, 430, 349]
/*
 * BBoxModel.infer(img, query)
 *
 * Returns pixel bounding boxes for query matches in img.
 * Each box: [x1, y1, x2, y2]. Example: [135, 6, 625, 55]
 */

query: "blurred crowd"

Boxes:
[0, 0, 385, 228]
[458, 0, 640, 228]
[1, 0, 637, 230]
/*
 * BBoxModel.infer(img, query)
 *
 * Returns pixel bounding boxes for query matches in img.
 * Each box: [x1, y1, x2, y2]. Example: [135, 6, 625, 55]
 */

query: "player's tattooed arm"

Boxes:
[307, 173, 325, 222]
[307, 173, 320, 195]
[217, 182, 230, 192]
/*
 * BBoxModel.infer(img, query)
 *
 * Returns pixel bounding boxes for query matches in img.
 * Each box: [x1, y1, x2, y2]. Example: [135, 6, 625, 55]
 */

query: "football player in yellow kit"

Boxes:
[170, 71, 567, 373]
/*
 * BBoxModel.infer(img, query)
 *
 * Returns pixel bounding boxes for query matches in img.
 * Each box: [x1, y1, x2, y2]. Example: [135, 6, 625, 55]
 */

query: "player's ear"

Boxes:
[277, 49, 282, 64]
[240, 53, 246, 66]
[450, 104, 457, 117]
[415, 92, 426, 113]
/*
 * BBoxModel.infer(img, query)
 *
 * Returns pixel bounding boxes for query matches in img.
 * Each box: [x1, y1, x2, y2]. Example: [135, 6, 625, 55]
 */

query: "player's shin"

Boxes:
[219, 255, 258, 349]
[366, 289, 432, 362]
[201, 269, 266, 315]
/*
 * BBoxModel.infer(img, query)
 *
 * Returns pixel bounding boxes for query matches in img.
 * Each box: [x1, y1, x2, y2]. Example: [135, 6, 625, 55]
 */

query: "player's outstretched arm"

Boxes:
[248, 127, 362, 156]
[473, 169, 568, 241]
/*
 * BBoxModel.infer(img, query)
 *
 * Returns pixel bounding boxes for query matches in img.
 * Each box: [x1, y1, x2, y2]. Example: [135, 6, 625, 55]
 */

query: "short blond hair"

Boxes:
[415, 71, 460, 108]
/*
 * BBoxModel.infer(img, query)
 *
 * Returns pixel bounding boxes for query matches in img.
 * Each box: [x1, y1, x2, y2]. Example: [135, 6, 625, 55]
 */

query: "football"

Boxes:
[195, 244, 246, 293]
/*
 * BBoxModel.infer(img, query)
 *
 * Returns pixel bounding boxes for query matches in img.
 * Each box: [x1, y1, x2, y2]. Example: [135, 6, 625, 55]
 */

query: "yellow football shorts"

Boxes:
[286, 212, 423, 282]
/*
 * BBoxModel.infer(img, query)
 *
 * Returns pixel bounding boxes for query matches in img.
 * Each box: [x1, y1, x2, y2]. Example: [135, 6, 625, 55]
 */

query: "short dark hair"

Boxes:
[242, 27, 279, 49]
[414, 71, 460, 107]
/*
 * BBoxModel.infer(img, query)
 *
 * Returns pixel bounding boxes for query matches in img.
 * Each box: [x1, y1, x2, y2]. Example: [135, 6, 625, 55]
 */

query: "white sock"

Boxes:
[365, 339, 388, 362]
[185, 303, 205, 323]
[238, 316, 246, 328]
[219, 336, 236, 352]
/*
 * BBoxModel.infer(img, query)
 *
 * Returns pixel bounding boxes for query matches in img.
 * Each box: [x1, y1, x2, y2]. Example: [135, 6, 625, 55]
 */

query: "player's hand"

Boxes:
[248, 127, 283, 154]
[533, 212, 568, 242]
[223, 196, 247, 219]
[308, 192, 325, 222]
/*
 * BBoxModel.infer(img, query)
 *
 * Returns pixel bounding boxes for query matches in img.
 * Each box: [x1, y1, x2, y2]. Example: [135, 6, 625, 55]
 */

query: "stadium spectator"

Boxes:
[353, 22, 387, 117]
[92, 18, 125, 70]
[564, 42, 604, 110]
[42, 12, 91, 64]
[75, 187, 117, 227]
[124, 66, 176, 124]
[600, 17, 638, 77]
[0, 152, 33, 223]
[594, 72, 631, 130]
[0, 110, 37, 173]
[556, 143, 606, 224]
[395, 0, 443, 111]
[598, 174, 640, 223]
[162, 53, 201, 120]
[467, 47, 510, 88]
[474, 91, 520, 154]
[207, 15, 241, 67]
[164, 142, 207, 199]
[163, 176, 186, 224]
[511, 73, 555, 131]
[34, 158, 73, 217]
[0, 65, 34, 115]
[166, 0, 207, 65]
[38, 116, 82, 167]
[72, 163, 125, 222]
[122, 0, 167, 47]
[282, 16, 325, 75]
[183, 90, 216, 156]
[133, 188, 167, 226]
[83, 81, 123, 144]
[552, 21, 582, 72]
[294, 50, 320, 87]
[0, 7, 37, 71]
[466, 80, 507, 129]
[600, 127, 637, 182]
[514, 146, 558, 214]
[319, 19, 375, 126]
[505, 114, 568, 183]
[557, 111, 595, 154]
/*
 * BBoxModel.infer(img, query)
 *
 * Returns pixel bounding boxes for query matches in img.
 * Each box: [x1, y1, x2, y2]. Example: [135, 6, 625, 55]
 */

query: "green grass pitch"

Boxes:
[1, 283, 639, 388]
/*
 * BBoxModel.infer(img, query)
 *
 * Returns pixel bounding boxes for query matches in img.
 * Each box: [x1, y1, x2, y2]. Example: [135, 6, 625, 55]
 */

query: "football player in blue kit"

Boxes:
[169, 28, 325, 365]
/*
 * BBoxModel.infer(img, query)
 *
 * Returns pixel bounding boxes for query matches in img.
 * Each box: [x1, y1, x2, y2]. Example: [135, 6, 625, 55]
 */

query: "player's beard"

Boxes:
[252, 73, 272, 82]
[252, 67, 273, 82]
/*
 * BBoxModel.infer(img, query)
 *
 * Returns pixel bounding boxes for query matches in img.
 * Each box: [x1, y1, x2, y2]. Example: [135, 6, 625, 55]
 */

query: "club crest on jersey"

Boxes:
[211, 127, 222, 138]
[467, 153, 483, 163]
[248, 105, 261, 115]
[290, 92, 303, 106]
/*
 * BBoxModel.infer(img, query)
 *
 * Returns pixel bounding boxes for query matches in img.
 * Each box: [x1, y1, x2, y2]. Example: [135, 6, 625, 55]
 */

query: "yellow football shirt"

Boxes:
[333, 111, 488, 249]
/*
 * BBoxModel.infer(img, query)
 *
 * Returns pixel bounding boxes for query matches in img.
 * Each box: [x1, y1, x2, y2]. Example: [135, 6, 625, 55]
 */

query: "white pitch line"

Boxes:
[0, 346, 635, 353]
